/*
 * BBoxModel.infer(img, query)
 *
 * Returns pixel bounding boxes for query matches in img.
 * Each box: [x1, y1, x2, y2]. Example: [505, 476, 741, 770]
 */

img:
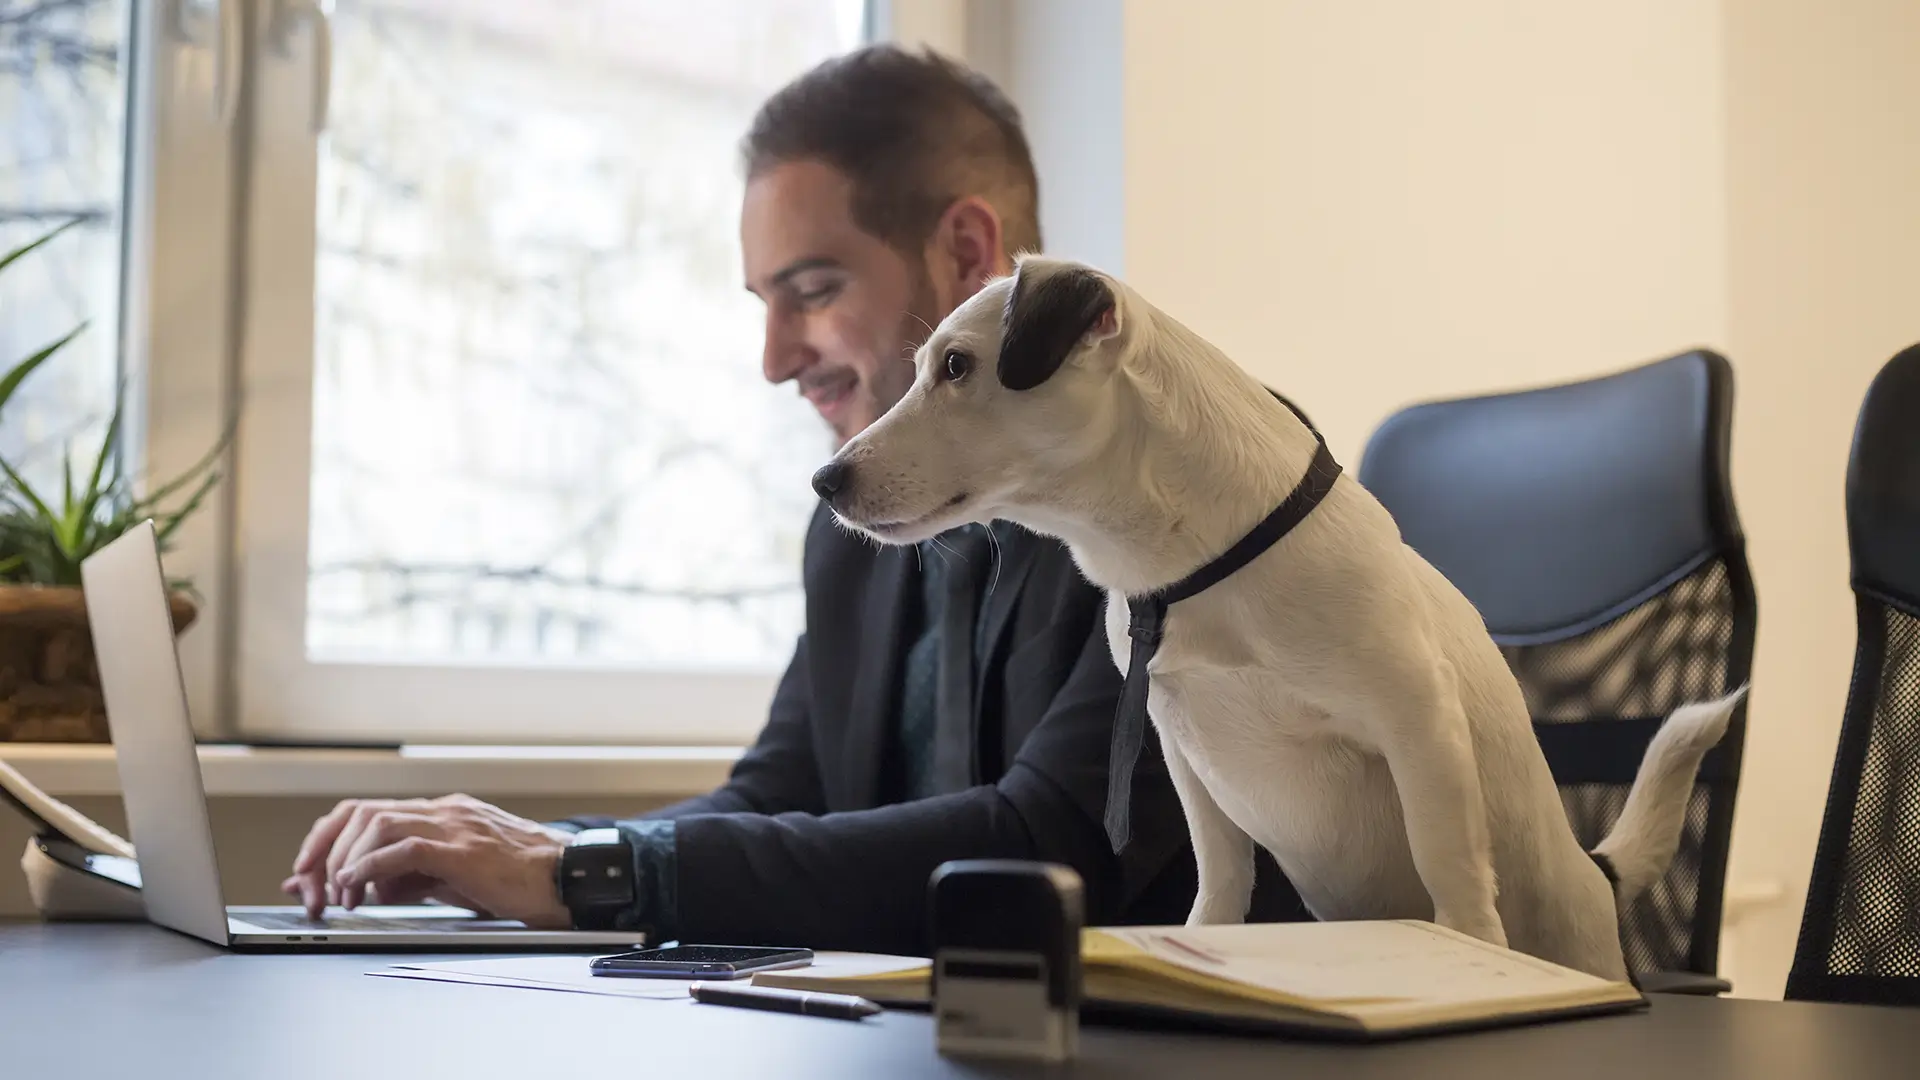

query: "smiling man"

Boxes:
[282, 45, 1306, 953]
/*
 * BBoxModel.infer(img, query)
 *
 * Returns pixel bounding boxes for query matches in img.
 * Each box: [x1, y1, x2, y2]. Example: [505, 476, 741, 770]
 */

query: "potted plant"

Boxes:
[0, 219, 229, 742]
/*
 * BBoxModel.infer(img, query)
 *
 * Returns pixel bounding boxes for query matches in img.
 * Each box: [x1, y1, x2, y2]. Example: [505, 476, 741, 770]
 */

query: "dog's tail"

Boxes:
[1589, 686, 1749, 902]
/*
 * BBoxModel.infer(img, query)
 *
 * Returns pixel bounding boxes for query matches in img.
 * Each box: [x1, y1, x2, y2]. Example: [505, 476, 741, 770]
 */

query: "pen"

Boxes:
[688, 981, 883, 1021]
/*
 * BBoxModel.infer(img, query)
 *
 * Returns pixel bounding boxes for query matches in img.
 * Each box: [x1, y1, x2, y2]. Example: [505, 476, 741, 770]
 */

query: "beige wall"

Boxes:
[1121, 0, 1920, 997]
[1720, 0, 1920, 998]
[1123, 0, 1729, 466]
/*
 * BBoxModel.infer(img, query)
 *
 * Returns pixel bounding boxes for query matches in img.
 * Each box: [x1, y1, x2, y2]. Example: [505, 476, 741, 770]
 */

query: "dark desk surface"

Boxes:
[2, 922, 1915, 1080]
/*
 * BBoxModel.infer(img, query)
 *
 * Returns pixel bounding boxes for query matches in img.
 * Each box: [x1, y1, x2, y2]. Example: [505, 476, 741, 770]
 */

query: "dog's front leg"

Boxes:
[1163, 732, 1256, 924]
[1373, 654, 1507, 948]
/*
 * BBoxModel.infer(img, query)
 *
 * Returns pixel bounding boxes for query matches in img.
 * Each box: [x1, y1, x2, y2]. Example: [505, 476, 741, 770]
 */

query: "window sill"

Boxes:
[0, 743, 742, 799]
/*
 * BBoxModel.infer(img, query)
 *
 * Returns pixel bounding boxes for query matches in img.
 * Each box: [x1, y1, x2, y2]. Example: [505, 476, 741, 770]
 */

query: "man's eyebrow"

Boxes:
[750, 256, 841, 294]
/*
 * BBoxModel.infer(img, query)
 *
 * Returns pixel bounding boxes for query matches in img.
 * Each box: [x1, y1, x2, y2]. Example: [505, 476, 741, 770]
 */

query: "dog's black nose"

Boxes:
[811, 460, 852, 501]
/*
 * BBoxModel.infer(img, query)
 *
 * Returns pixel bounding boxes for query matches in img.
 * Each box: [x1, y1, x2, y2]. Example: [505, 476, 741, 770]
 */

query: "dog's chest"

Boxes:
[1102, 599, 1337, 745]
[1102, 602, 1429, 919]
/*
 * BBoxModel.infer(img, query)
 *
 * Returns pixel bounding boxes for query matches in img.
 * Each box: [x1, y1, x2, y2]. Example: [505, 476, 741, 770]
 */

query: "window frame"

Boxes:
[121, 0, 248, 741]
[131, 0, 896, 745]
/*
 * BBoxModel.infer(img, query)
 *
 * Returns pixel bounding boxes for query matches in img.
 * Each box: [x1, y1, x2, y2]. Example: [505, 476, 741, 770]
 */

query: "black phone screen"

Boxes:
[605, 946, 803, 965]
[588, 945, 814, 978]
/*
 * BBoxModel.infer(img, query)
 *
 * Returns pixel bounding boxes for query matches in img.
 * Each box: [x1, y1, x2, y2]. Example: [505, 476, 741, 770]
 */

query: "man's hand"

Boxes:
[280, 793, 574, 928]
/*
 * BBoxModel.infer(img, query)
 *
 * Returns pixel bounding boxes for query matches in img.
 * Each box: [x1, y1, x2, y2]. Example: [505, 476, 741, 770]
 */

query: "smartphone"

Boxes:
[588, 945, 815, 980]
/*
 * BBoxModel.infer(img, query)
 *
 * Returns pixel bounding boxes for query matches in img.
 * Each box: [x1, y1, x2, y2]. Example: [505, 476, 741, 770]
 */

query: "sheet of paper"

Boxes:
[755, 952, 930, 981]
[377, 956, 692, 999]
[370, 951, 928, 1002]
[1098, 920, 1616, 1006]
[373, 966, 692, 1000]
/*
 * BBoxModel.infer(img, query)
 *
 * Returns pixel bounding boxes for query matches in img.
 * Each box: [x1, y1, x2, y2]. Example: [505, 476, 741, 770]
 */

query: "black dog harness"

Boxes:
[1104, 395, 1343, 852]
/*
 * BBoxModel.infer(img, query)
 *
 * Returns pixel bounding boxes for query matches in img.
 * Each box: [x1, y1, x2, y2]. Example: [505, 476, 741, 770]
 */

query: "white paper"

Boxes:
[373, 966, 692, 1000]
[753, 952, 929, 981]
[370, 951, 928, 1003]
[376, 956, 692, 999]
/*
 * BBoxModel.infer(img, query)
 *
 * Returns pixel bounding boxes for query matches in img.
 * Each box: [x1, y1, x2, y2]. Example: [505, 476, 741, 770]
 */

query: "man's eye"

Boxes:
[943, 350, 973, 382]
[793, 279, 842, 308]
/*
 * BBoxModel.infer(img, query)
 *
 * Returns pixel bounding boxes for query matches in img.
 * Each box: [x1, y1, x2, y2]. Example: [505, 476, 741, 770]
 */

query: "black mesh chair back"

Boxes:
[1359, 351, 1754, 983]
[1787, 343, 1920, 1007]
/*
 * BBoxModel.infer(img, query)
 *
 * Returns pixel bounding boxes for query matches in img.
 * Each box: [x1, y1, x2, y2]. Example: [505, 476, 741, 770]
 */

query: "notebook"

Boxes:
[751, 920, 1645, 1040]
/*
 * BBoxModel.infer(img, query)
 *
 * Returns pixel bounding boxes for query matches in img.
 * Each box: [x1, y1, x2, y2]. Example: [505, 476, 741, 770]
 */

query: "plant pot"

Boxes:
[0, 584, 196, 743]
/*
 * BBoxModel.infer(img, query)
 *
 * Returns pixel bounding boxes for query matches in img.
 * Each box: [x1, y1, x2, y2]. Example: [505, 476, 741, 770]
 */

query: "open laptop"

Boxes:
[80, 520, 646, 951]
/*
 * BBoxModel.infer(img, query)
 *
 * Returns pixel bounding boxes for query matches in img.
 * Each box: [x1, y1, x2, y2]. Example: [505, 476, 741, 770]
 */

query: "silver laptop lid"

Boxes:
[81, 521, 232, 946]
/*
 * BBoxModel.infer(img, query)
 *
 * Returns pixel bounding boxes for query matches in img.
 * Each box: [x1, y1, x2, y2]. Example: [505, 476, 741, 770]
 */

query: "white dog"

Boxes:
[811, 255, 1743, 981]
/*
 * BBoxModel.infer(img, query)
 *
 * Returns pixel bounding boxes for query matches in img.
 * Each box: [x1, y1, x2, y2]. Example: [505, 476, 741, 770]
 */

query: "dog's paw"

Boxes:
[1436, 908, 1508, 949]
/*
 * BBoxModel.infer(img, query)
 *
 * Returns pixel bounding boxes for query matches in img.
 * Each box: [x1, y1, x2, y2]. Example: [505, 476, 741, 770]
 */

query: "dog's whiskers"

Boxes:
[928, 534, 960, 565]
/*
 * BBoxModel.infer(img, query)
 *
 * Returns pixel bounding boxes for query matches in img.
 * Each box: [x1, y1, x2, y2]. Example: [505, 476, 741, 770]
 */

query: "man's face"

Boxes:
[742, 160, 940, 447]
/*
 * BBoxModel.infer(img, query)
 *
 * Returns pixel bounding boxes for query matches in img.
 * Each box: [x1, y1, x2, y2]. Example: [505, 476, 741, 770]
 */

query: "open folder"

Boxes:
[752, 920, 1645, 1040]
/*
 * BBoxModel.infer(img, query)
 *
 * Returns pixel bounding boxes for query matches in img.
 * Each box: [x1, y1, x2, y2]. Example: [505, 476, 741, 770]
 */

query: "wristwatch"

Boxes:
[556, 827, 637, 931]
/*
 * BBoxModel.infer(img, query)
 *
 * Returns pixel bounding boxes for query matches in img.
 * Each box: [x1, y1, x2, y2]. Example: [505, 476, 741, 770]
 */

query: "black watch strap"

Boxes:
[557, 827, 639, 932]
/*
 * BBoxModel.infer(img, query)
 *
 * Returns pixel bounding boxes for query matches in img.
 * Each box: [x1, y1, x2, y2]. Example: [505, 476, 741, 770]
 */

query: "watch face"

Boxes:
[568, 858, 632, 905]
[562, 836, 635, 915]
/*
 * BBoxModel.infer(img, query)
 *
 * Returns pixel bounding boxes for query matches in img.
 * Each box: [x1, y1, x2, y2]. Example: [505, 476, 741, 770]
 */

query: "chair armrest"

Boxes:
[1637, 970, 1733, 995]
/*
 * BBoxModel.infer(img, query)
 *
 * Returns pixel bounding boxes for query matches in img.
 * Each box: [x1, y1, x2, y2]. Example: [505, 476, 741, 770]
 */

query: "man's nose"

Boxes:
[763, 312, 810, 384]
[811, 459, 852, 501]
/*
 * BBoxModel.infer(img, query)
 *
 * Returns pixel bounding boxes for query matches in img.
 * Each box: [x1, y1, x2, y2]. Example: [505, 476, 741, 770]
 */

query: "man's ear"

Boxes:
[997, 262, 1118, 392]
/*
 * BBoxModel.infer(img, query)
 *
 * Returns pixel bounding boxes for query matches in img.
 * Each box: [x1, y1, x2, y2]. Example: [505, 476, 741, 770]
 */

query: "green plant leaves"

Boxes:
[0, 217, 84, 278]
[0, 322, 87, 420]
[0, 217, 228, 589]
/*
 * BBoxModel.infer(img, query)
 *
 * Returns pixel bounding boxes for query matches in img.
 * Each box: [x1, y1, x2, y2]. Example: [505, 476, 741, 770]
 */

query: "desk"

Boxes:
[1, 923, 1913, 1079]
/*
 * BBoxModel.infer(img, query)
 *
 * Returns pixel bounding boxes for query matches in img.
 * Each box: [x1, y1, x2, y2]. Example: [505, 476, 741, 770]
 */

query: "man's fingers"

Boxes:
[337, 836, 457, 896]
[338, 811, 441, 880]
[325, 801, 408, 888]
[365, 873, 438, 906]
[292, 799, 361, 874]
[336, 812, 444, 909]
[323, 803, 383, 887]
[282, 870, 327, 920]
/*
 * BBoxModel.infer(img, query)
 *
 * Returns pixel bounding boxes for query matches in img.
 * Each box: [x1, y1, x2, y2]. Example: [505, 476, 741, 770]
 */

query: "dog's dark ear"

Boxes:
[998, 263, 1117, 391]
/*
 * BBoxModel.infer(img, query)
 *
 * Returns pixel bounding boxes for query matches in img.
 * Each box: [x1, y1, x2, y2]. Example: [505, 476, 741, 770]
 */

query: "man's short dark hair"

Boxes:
[743, 44, 1042, 258]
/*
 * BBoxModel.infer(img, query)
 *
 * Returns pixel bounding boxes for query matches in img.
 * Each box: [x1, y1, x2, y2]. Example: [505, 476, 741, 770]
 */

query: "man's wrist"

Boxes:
[525, 834, 572, 929]
[556, 827, 639, 931]
[621, 820, 680, 941]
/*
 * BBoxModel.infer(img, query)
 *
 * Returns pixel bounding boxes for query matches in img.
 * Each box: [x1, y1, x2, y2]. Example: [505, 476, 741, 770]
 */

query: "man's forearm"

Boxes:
[553, 785, 762, 835]
[605, 765, 1137, 955]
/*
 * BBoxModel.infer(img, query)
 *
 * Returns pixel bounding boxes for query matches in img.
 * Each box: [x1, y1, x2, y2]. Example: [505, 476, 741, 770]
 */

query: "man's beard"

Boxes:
[867, 265, 945, 420]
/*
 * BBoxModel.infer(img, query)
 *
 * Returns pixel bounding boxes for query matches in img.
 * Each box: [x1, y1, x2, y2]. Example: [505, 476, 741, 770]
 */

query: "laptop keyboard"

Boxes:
[237, 910, 509, 933]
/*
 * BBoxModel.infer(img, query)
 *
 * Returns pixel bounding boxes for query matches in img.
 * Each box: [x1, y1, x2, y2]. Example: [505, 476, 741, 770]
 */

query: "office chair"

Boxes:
[1786, 343, 1920, 1007]
[1359, 350, 1755, 994]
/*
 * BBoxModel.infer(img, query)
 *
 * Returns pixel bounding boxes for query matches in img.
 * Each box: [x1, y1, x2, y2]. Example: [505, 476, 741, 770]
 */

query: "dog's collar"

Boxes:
[1104, 392, 1343, 853]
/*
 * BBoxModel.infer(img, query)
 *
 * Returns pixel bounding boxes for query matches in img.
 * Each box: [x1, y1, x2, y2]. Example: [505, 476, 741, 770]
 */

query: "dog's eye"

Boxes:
[943, 350, 973, 382]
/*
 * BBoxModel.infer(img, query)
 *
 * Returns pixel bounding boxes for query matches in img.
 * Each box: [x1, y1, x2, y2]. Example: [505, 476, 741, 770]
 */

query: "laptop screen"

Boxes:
[81, 520, 233, 945]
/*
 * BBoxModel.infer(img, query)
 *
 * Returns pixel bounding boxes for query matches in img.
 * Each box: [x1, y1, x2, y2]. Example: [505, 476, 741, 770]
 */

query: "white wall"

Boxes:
[1107, 0, 1920, 997]
[997, 0, 1126, 274]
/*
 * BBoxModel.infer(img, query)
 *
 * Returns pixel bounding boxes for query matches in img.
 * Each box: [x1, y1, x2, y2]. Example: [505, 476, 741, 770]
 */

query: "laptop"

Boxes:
[80, 520, 646, 952]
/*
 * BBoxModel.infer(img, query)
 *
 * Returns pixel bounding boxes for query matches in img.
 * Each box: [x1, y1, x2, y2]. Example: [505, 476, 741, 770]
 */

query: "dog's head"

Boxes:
[812, 255, 1134, 544]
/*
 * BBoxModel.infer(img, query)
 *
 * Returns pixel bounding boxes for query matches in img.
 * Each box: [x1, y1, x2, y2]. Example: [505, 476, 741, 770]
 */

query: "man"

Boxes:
[283, 45, 1304, 955]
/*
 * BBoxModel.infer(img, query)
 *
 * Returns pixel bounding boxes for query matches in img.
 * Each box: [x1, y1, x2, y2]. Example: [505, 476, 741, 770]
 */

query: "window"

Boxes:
[306, 2, 860, 672]
[0, 0, 129, 497]
[113, 0, 870, 744]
